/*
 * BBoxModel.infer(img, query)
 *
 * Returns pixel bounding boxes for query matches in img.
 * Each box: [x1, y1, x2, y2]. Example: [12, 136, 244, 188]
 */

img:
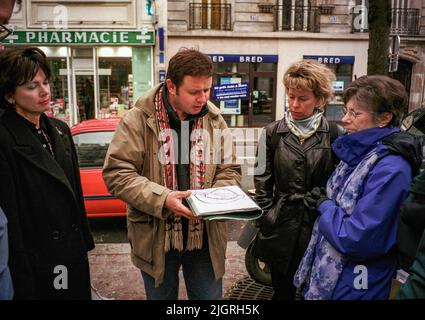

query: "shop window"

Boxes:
[215, 63, 237, 74]
[325, 64, 353, 102]
[213, 73, 250, 127]
[251, 77, 274, 127]
[47, 58, 69, 125]
[254, 63, 275, 72]
[210, 59, 277, 127]
[98, 58, 133, 118]
[324, 63, 353, 122]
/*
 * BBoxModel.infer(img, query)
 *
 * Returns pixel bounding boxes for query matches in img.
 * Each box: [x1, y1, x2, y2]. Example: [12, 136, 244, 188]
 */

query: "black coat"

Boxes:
[0, 109, 94, 300]
[397, 170, 425, 272]
[254, 117, 338, 274]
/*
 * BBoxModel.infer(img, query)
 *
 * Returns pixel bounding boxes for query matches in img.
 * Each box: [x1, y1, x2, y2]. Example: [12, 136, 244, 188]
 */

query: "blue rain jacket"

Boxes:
[318, 127, 414, 299]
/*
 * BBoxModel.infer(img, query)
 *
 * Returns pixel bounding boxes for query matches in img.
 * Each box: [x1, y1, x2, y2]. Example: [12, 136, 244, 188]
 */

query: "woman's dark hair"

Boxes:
[0, 47, 51, 109]
[166, 48, 213, 92]
[343, 75, 407, 127]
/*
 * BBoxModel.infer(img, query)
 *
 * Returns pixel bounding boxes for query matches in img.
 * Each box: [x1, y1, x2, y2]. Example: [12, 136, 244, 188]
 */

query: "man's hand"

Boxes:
[164, 191, 196, 219]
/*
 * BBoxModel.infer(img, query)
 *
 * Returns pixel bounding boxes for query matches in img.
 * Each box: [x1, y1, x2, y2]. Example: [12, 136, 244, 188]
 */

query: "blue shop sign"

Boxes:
[209, 54, 278, 63]
[303, 55, 355, 64]
[213, 83, 249, 101]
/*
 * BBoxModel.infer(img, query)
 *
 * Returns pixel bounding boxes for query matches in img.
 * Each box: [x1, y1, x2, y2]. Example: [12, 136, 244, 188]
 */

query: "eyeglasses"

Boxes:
[0, 24, 12, 42]
[342, 106, 365, 119]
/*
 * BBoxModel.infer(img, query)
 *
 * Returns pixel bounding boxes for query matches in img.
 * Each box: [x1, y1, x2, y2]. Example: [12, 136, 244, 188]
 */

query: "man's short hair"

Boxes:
[166, 48, 213, 90]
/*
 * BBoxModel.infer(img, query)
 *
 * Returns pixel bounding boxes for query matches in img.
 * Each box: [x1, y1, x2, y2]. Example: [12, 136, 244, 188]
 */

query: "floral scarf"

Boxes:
[154, 87, 206, 252]
[293, 148, 380, 299]
[284, 108, 323, 144]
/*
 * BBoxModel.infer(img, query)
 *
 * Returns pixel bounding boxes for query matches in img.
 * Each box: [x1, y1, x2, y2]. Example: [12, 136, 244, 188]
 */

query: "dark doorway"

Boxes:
[390, 59, 412, 114]
[77, 76, 94, 121]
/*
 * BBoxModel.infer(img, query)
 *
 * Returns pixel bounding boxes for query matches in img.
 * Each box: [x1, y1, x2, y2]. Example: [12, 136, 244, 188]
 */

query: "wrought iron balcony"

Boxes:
[273, 5, 320, 32]
[189, 3, 232, 31]
[391, 8, 419, 35]
[351, 7, 420, 36]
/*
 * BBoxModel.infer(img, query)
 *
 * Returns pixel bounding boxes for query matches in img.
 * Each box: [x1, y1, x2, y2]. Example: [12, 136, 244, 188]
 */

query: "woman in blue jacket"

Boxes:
[294, 75, 423, 300]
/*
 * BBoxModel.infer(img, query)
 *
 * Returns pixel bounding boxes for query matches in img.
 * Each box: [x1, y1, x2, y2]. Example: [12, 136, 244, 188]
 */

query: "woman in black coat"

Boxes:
[397, 169, 425, 298]
[0, 47, 94, 299]
[253, 60, 342, 300]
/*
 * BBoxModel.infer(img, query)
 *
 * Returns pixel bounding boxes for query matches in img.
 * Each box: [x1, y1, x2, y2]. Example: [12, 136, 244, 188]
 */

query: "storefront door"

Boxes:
[76, 75, 95, 121]
[71, 48, 98, 123]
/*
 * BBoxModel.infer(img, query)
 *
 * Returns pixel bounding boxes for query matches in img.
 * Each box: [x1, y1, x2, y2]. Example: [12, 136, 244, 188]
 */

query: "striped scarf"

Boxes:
[154, 87, 206, 252]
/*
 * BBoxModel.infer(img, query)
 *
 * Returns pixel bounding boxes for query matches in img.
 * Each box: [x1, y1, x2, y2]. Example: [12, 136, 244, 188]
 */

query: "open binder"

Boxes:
[185, 185, 263, 221]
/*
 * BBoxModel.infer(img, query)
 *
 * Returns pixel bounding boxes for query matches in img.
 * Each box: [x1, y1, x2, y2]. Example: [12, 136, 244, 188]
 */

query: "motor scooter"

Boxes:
[237, 189, 272, 286]
[237, 220, 272, 286]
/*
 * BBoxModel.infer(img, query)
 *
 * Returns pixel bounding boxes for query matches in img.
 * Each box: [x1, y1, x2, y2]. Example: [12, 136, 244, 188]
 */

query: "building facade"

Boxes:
[2, 1, 424, 128]
[166, 0, 425, 129]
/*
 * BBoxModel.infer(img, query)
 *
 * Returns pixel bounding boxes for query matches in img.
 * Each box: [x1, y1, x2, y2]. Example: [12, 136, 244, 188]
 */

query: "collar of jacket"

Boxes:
[332, 126, 399, 166]
[135, 83, 221, 123]
[1, 108, 76, 196]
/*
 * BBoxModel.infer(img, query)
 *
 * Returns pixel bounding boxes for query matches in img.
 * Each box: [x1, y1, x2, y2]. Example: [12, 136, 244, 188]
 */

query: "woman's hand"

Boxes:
[304, 187, 329, 210]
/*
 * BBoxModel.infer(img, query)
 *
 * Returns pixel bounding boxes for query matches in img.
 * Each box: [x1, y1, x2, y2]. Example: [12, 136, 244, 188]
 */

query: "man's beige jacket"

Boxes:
[103, 84, 241, 287]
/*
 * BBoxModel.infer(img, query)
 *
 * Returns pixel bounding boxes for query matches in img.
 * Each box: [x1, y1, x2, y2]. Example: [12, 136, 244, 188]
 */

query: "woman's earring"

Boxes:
[9, 99, 15, 105]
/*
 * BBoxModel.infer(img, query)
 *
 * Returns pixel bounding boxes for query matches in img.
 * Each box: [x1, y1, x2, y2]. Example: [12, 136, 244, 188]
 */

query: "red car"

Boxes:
[71, 118, 126, 217]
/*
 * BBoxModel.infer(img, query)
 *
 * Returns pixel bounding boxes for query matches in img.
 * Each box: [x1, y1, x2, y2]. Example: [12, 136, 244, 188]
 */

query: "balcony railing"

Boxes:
[352, 7, 420, 36]
[189, 3, 232, 31]
[274, 5, 320, 32]
[391, 8, 419, 35]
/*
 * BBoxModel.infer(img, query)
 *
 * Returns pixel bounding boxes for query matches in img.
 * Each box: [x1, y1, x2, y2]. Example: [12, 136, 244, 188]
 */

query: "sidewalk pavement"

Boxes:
[88, 241, 248, 300]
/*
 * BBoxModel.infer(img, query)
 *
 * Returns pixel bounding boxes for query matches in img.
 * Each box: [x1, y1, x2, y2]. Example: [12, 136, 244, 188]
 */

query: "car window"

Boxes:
[73, 131, 115, 168]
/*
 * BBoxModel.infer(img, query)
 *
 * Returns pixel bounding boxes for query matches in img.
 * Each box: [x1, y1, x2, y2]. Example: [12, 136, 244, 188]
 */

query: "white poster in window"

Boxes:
[220, 77, 241, 115]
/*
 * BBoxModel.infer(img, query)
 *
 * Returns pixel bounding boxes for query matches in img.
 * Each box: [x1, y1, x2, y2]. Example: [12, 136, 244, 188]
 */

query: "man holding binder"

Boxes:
[103, 48, 241, 300]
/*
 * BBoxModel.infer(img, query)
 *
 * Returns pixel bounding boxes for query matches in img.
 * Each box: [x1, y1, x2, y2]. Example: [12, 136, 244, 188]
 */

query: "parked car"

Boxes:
[71, 118, 126, 217]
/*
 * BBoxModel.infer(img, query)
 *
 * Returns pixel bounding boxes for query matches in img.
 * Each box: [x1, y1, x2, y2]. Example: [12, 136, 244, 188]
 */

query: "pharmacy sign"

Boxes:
[2, 30, 155, 45]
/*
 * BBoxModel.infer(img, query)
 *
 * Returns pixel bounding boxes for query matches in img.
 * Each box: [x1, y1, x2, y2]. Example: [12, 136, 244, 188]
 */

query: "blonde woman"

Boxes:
[253, 60, 343, 299]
